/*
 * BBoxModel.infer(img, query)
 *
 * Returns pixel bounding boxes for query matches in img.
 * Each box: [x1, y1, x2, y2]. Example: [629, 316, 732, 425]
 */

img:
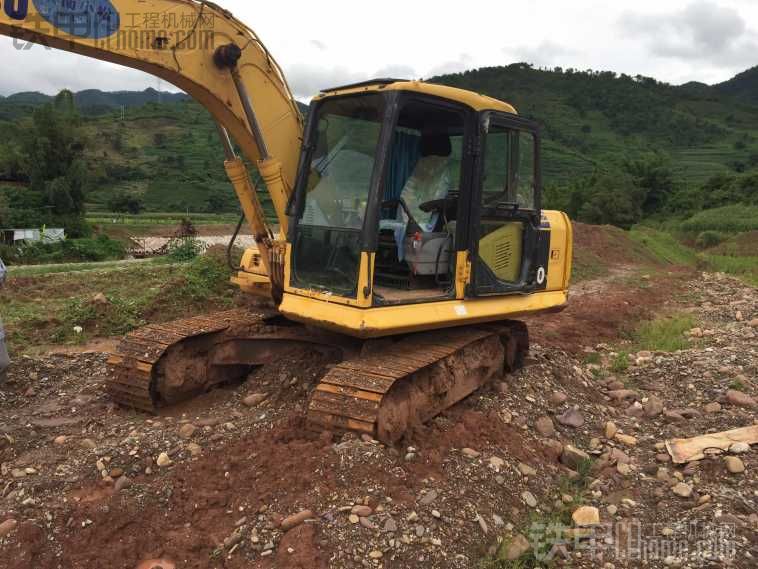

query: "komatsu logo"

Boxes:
[4, 0, 120, 39]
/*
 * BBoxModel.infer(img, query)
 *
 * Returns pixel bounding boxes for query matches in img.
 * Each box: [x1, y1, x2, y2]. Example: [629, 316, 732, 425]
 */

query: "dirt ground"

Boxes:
[0, 227, 755, 569]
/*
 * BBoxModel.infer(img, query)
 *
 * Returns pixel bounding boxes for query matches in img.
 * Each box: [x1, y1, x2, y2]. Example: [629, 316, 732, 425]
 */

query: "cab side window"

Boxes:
[481, 125, 536, 211]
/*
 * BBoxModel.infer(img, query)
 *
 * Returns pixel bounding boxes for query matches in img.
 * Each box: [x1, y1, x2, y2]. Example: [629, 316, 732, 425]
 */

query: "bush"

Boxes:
[695, 231, 723, 249]
[7, 235, 125, 265]
[167, 237, 202, 261]
[107, 191, 144, 214]
[178, 255, 232, 302]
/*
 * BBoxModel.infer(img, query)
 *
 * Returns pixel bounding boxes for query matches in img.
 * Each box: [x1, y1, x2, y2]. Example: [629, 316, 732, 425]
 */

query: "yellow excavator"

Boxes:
[1, 0, 572, 443]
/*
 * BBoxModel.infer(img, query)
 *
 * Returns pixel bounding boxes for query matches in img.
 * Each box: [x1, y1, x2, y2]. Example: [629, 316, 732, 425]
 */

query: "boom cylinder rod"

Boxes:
[215, 122, 237, 161]
[231, 69, 270, 160]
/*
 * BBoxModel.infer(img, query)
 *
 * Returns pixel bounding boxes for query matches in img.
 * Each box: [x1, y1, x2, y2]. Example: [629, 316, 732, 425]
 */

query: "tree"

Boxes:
[18, 100, 89, 223]
[107, 191, 144, 214]
[204, 193, 226, 213]
[566, 171, 644, 229]
[0, 193, 9, 227]
[623, 153, 676, 216]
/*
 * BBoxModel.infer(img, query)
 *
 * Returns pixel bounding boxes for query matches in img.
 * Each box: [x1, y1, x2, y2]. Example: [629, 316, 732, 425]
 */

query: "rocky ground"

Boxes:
[0, 271, 755, 569]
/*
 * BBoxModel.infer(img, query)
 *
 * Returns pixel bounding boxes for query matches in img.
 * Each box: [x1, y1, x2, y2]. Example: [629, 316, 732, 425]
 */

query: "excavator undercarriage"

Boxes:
[106, 310, 528, 443]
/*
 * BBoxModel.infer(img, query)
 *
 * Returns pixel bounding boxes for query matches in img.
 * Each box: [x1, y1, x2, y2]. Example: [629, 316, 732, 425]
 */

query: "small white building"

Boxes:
[0, 228, 65, 245]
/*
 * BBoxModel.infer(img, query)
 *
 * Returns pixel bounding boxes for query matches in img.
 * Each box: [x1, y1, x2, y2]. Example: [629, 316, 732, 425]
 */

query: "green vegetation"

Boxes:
[434, 64, 758, 228]
[0, 91, 91, 235]
[483, 459, 594, 568]
[1, 254, 236, 351]
[678, 204, 758, 233]
[633, 313, 696, 352]
[610, 351, 630, 373]
[0, 234, 125, 265]
[629, 227, 698, 266]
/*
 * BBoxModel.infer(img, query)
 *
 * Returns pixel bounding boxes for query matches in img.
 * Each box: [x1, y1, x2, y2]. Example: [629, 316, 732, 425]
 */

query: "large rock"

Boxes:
[605, 421, 618, 439]
[156, 453, 173, 467]
[281, 510, 315, 531]
[351, 505, 372, 517]
[0, 519, 17, 538]
[644, 396, 665, 417]
[535, 416, 556, 437]
[561, 445, 590, 469]
[503, 534, 531, 560]
[726, 390, 756, 409]
[178, 423, 197, 439]
[608, 389, 638, 402]
[615, 433, 638, 447]
[556, 409, 585, 428]
[672, 483, 693, 498]
[549, 392, 568, 406]
[243, 393, 268, 408]
[724, 457, 745, 474]
[572, 506, 600, 527]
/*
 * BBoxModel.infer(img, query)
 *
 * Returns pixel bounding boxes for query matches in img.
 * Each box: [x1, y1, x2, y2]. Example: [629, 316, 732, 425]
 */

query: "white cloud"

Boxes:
[619, 1, 758, 67]
[505, 41, 580, 68]
[0, 0, 756, 98]
[427, 54, 473, 78]
[284, 63, 366, 99]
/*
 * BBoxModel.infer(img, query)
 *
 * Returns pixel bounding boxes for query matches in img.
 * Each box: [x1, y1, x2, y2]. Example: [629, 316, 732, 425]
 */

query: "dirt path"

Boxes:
[0, 270, 755, 569]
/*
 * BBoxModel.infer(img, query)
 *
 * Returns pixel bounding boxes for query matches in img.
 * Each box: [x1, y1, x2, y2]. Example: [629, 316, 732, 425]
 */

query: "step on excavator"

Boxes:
[1, 0, 573, 443]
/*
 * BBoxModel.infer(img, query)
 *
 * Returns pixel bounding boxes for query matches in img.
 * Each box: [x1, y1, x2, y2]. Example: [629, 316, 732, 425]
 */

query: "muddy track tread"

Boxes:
[306, 327, 495, 438]
[106, 309, 261, 411]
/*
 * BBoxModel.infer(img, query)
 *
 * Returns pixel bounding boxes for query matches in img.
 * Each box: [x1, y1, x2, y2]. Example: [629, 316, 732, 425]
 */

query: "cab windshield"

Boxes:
[291, 94, 385, 296]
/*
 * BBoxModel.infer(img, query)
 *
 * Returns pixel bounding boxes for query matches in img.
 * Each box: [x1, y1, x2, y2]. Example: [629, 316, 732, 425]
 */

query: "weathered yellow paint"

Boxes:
[279, 289, 568, 339]
[543, 210, 574, 291]
[454, 251, 471, 299]
[284, 252, 375, 308]
[316, 80, 519, 115]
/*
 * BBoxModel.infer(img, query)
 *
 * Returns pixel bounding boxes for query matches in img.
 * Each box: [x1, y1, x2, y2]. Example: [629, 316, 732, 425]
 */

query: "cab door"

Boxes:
[469, 113, 549, 296]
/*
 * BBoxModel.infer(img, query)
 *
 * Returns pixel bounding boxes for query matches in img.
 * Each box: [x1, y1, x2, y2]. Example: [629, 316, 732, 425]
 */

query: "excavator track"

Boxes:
[106, 309, 262, 412]
[108, 308, 528, 443]
[307, 322, 528, 443]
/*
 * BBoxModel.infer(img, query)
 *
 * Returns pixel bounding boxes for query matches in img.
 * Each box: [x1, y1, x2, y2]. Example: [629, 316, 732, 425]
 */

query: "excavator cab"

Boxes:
[280, 80, 571, 337]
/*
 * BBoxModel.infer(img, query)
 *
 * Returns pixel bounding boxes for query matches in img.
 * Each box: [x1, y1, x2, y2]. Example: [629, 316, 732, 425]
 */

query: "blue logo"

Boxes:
[4, 0, 29, 20]
[32, 0, 120, 39]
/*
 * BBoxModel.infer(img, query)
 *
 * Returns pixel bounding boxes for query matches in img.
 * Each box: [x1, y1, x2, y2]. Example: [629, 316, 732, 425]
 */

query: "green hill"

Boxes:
[716, 66, 758, 103]
[431, 64, 758, 188]
[0, 66, 757, 220]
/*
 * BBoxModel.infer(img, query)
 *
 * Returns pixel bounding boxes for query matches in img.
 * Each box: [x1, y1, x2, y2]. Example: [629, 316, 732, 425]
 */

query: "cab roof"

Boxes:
[316, 78, 518, 115]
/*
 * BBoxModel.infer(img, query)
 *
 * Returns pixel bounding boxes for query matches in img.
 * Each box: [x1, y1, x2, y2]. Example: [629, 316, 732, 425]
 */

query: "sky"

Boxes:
[0, 0, 756, 99]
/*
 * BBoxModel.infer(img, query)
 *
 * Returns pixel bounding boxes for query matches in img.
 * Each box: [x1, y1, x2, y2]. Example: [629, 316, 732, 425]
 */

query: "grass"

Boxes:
[629, 227, 698, 267]
[6, 258, 166, 277]
[679, 205, 758, 234]
[610, 352, 630, 373]
[482, 459, 594, 568]
[583, 352, 601, 365]
[701, 254, 758, 286]
[1, 255, 236, 352]
[633, 313, 696, 352]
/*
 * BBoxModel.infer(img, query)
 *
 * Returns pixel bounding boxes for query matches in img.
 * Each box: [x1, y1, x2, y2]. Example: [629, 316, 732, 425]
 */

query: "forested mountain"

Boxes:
[0, 88, 189, 120]
[715, 66, 758, 103]
[0, 65, 757, 228]
[431, 64, 758, 226]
